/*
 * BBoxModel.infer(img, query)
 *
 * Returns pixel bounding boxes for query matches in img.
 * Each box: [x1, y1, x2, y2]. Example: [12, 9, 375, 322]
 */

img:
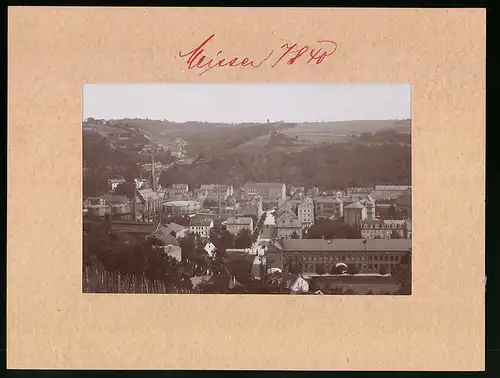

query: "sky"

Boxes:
[83, 84, 411, 123]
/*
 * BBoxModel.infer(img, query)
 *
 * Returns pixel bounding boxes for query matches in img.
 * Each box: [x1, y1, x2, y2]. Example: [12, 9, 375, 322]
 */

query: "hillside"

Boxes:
[230, 119, 411, 154]
[159, 143, 411, 190]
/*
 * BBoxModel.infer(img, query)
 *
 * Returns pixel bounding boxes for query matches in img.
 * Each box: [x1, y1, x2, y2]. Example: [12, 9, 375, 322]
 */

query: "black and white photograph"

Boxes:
[83, 84, 412, 295]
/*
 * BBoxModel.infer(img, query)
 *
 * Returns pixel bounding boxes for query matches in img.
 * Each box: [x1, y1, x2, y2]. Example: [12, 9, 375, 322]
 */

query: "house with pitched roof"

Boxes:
[145, 225, 182, 261]
[276, 209, 303, 239]
[108, 178, 126, 191]
[108, 220, 161, 237]
[146, 226, 180, 246]
[243, 182, 286, 200]
[223, 216, 254, 236]
[314, 196, 343, 220]
[343, 201, 368, 226]
[264, 272, 309, 294]
[162, 222, 188, 238]
[360, 219, 408, 239]
[189, 215, 214, 238]
[297, 196, 314, 228]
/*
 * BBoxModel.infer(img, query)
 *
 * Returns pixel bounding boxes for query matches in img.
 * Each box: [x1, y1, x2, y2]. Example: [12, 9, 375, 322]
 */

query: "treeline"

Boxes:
[355, 130, 411, 144]
[83, 132, 175, 197]
[306, 219, 361, 239]
[159, 143, 411, 189]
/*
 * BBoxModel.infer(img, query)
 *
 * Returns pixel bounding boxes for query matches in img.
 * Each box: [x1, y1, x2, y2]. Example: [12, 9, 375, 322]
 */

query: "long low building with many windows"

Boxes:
[266, 238, 411, 274]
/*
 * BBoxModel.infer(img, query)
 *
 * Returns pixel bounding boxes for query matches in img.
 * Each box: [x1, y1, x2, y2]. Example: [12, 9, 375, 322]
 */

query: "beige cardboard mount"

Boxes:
[7, 7, 485, 370]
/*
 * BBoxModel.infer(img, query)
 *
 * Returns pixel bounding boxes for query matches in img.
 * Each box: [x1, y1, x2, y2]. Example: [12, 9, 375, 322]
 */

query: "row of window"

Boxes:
[284, 254, 402, 262]
[302, 263, 398, 271]
[362, 230, 403, 234]
[362, 224, 404, 229]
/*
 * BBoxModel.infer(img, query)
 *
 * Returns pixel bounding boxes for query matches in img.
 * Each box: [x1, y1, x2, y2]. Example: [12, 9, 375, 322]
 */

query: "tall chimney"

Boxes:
[150, 143, 157, 192]
[132, 185, 137, 222]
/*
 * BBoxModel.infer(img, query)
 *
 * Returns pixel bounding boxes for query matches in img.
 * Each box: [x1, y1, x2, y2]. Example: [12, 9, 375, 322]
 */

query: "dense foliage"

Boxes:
[159, 143, 410, 190]
[83, 131, 175, 197]
[306, 219, 361, 239]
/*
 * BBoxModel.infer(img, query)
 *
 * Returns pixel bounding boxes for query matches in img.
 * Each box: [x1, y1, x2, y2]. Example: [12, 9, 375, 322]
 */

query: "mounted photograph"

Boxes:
[82, 84, 412, 295]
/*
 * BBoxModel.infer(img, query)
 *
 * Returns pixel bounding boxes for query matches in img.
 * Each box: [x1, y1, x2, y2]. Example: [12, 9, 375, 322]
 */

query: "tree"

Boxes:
[178, 234, 196, 261]
[315, 263, 327, 275]
[346, 227, 362, 239]
[308, 278, 319, 292]
[388, 205, 396, 217]
[83, 171, 110, 197]
[307, 219, 361, 240]
[332, 264, 347, 274]
[178, 275, 194, 293]
[219, 230, 235, 250]
[209, 247, 227, 275]
[378, 265, 388, 275]
[235, 228, 253, 249]
[168, 214, 190, 226]
[113, 181, 136, 196]
[392, 252, 412, 295]
[390, 230, 401, 239]
[347, 264, 359, 275]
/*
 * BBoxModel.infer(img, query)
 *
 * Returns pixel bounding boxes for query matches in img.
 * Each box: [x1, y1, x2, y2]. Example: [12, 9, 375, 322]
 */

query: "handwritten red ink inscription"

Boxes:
[178, 34, 337, 76]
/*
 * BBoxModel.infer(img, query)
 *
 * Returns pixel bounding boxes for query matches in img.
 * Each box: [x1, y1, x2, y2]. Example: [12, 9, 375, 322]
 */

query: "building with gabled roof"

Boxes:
[243, 182, 286, 200]
[161, 222, 188, 239]
[146, 225, 180, 247]
[343, 201, 367, 226]
[189, 215, 214, 238]
[314, 196, 343, 220]
[275, 208, 303, 240]
[223, 216, 254, 236]
[360, 219, 409, 240]
[297, 196, 314, 228]
[108, 178, 126, 191]
[264, 272, 309, 294]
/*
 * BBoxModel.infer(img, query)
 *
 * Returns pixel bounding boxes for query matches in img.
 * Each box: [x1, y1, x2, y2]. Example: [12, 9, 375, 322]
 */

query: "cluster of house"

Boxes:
[163, 137, 187, 159]
[84, 180, 412, 293]
[85, 180, 412, 241]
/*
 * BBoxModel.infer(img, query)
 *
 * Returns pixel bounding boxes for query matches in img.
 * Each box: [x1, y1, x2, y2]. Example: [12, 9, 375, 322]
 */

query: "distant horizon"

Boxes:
[83, 84, 411, 123]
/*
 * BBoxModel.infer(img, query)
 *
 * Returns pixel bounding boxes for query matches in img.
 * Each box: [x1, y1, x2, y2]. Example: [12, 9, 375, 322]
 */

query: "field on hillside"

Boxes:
[283, 132, 354, 143]
[229, 134, 314, 154]
[290, 120, 408, 134]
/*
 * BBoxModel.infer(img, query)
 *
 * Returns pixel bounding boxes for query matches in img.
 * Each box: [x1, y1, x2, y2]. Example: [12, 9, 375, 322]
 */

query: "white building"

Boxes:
[265, 272, 309, 294]
[360, 219, 409, 239]
[108, 178, 126, 191]
[243, 182, 286, 200]
[189, 216, 214, 238]
[372, 185, 411, 200]
[275, 208, 303, 239]
[224, 216, 254, 236]
[297, 196, 314, 228]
